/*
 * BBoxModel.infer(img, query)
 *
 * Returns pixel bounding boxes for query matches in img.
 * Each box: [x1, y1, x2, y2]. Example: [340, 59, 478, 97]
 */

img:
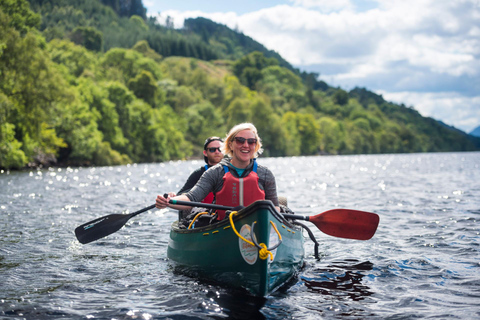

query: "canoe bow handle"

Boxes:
[250, 221, 283, 252]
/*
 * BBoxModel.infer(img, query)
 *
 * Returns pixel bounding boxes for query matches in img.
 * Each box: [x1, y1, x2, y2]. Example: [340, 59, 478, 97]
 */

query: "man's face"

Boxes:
[204, 140, 223, 165]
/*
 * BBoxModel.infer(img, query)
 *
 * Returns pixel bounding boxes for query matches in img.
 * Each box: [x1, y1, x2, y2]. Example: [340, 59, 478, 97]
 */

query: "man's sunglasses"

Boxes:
[207, 147, 221, 153]
[234, 137, 257, 145]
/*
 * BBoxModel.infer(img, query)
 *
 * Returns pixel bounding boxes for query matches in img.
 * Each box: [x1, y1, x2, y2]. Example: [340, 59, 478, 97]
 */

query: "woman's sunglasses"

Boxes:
[234, 137, 257, 145]
[207, 147, 221, 153]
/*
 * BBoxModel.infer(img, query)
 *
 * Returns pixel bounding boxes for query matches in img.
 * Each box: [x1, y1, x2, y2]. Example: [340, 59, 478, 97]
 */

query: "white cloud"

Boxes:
[288, 0, 354, 12]
[379, 91, 480, 132]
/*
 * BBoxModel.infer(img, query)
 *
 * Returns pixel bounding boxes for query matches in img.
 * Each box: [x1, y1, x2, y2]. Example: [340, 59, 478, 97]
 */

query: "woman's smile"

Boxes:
[230, 129, 256, 168]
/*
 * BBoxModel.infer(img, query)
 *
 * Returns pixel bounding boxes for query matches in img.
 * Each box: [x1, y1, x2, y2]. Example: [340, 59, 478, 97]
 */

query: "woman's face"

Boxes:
[229, 129, 257, 167]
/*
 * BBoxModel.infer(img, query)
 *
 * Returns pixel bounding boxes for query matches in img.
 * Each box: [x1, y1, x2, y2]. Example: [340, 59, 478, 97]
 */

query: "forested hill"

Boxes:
[1, 0, 479, 170]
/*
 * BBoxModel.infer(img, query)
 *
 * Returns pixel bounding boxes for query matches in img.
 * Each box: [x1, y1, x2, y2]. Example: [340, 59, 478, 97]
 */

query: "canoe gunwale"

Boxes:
[171, 200, 301, 234]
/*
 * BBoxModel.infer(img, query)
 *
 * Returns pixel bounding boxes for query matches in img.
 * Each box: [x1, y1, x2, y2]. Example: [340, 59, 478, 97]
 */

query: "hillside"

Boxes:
[0, 0, 479, 170]
[470, 126, 480, 137]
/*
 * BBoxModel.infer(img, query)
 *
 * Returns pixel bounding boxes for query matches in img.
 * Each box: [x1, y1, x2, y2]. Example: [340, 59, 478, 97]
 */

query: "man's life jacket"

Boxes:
[214, 161, 265, 220]
[202, 164, 215, 204]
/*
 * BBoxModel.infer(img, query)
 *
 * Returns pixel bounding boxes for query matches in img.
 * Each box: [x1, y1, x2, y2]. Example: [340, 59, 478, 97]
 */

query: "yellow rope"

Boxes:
[187, 212, 210, 229]
[270, 220, 282, 242]
[258, 243, 273, 261]
[228, 211, 255, 246]
[228, 211, 277, 261]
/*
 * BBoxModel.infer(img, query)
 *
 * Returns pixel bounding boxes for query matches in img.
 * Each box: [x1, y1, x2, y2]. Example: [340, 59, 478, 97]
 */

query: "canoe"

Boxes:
[167, 200, 305, 296]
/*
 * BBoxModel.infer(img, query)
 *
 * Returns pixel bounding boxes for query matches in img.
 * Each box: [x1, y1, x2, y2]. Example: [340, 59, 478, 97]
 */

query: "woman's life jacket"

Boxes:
[214, 161, 265, 220]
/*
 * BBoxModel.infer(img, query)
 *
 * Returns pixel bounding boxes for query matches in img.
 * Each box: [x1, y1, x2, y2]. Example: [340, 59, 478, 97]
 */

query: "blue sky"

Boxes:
[144, 0, 480, 133]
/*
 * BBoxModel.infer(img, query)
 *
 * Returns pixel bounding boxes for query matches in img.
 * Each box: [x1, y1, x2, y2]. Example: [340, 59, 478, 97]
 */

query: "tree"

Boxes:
[224, 98, 252, 129]
[48, 39, 97, 77]
[77, 78, 128, 151]
[0, 92, 27, 168]
[250, 98, 288, 157]
[184, 102, 225, 147]
[233, 51, 279, 89]
[318, 117, 343, 154]
[71, 26, 104, 52]
[282, 112, 321, 155]
[0, 0, 40, 35]
[127, 70, 160, 106]
[333, 89, 349, 106]
[0, 10, 67, 166]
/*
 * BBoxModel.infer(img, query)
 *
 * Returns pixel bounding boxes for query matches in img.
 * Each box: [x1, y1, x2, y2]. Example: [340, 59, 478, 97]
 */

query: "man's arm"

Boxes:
[177, 167, 205, 195]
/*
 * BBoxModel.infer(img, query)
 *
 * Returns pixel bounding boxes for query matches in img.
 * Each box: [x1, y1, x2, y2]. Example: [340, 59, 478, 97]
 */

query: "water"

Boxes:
[1, 152, 479, 319]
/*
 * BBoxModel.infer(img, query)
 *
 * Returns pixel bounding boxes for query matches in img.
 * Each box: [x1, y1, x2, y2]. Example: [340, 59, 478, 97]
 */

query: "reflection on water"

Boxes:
[302, 260, 374, 301]
[1, 152, 479, 319]
[212, 289, 267, 319]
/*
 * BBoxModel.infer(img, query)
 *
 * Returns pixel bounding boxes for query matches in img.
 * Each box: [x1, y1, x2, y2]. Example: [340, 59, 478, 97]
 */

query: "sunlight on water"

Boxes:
[0, 152, 479, 319]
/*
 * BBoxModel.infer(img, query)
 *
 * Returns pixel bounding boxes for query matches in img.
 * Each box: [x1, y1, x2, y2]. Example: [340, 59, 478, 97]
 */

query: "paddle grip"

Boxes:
[282, 213, 309, 221]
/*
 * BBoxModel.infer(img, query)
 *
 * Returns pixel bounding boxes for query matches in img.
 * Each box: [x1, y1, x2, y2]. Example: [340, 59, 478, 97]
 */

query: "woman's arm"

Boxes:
[155, 193, 192, 211]
[156, 166, 223, 210]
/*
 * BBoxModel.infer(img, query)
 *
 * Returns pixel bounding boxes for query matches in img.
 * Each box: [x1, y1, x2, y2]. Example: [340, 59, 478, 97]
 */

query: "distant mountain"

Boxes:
[470, 126, 480, 137]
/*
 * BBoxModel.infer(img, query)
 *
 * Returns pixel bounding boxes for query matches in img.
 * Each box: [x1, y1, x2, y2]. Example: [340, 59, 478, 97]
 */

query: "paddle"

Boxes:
[75, 204, 155, 244]
[282, 209, 379, 240]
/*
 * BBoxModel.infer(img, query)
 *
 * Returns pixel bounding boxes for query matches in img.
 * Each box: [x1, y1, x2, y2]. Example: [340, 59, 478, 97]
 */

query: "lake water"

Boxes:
[1, 152, 479, 319]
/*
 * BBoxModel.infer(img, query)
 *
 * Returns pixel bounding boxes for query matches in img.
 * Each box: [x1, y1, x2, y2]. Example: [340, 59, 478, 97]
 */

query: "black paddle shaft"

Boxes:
[169, 199, 237, 211]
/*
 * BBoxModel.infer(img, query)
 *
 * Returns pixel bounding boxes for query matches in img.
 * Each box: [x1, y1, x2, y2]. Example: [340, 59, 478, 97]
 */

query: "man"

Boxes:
[166, 137, 222, 220]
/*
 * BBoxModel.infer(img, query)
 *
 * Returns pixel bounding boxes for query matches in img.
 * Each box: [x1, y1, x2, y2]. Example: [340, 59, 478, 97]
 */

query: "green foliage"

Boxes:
[318, 117, 343, 154]
[184, 102, 225, 148]
[250, 98, 288, 157]
[224, 98, 252, 129]
[233, 51, 279, 89]
[0, 0, 40, 35]
[78, 78, 128, 150]
[333, 89, 349, 106]
[0, 92, 27, 168]
[257, 65, 306, 112]
[164, 84, 200, 112]
[282, 112, 321, 155]
[71, 26, 103, 51]
[101, 47, 163, 84]
[100, 0, 146, 19]
[48, 39, 97, 77]
[55, 97, 104, 163]
[132, 40, 162, 62]
[0, 8, 68, 166]
[127, 70, 161, 106]
[0, 122, 27, 169]
[129, 15, 147, 32]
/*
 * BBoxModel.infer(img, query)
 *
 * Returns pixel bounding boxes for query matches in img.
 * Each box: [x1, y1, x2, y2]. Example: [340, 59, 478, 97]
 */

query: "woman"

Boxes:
[156, 123, 280, 217]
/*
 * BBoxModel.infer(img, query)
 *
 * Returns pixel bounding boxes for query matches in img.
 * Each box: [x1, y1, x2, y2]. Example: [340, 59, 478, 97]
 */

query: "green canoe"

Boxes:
[167, 200, 305, 296]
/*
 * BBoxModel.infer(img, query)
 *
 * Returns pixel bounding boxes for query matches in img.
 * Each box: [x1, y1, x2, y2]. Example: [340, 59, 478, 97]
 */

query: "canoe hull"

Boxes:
[167, 200, 304, 296]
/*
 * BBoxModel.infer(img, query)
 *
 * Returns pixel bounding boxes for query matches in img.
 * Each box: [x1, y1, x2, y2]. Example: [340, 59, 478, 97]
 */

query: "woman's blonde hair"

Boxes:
[222, 123, 263, 158]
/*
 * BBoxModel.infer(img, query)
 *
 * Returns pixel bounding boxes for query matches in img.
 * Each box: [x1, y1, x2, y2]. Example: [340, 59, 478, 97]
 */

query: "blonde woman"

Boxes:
[156, 123, 280, 217]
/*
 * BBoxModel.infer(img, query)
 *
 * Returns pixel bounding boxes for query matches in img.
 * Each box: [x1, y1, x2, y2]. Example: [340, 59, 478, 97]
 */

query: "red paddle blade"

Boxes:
[310, 209, 380, 240]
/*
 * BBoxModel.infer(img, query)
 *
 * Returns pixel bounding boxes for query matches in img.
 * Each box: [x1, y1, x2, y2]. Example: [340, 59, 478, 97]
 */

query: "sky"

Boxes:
[144, 0, 480, 133]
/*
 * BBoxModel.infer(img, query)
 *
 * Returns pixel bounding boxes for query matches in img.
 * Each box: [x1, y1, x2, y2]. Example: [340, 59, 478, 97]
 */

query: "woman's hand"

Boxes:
[156, 194, 170, 209]
[156, 193, 192, 211]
